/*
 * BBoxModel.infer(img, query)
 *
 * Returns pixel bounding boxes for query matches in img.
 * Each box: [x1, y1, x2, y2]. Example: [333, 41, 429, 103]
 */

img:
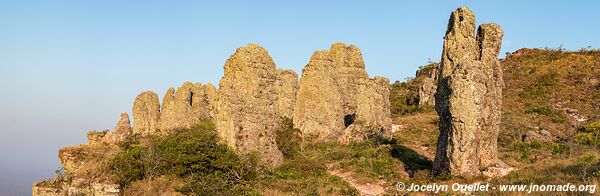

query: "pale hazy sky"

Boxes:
[1, 1, 600, 195]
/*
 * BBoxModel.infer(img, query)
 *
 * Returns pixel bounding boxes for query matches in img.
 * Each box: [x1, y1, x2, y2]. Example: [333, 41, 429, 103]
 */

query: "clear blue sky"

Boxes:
[1, 1, 599, 195]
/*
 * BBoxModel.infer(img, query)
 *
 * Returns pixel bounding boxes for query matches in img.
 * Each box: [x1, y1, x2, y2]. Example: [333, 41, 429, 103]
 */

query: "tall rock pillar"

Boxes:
[212, 44, 284, 167]
[433, 7, 511, 177]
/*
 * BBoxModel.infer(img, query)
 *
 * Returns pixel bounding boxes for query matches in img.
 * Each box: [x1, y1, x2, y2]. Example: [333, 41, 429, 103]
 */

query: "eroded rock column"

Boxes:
[132, 91, 161, 135]
[433, 7, 511, 177]
[212, 44, 284, 167]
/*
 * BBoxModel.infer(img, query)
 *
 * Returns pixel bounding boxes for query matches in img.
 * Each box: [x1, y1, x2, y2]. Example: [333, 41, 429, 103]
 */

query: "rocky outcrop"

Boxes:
[212, 44, 285, 167]
[433, 7, 511, 177]
[132, 91, 161, 135]
[294, 43, 392, 141]
[294, 50, 345, 139]
[158, 82, 215, 131]
[32, 180, 120, 196]
[33, 111, 134, 195]
[275, 69, 299, 119]
[101, 113, 132, 144]
[87, 113, 132, 145]
[418, 63, 439, 106]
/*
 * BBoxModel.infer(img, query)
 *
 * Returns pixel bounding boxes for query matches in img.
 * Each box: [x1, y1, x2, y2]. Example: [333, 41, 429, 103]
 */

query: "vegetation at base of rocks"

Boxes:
[108, 118, 260, 195]
[275, 118, 302, 159]
[100, 48, 600, 195]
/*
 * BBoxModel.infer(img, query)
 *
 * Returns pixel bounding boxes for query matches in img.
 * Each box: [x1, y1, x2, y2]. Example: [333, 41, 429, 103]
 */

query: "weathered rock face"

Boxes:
[86, 113, 132, 146]
[356, 76, 392, 137]
[132, 91, 161, 135]
[275, 69, 299, 119]
[294, 43, 392, 141]
[32, 180, 120, 196]
[418, 64, 439, 106]
[433, 7, 511, 177]
[101, 112, 132, 144]
[158, 82, 215, 131]
[294, 50, 345, 139]
[213, 44, 284, 167]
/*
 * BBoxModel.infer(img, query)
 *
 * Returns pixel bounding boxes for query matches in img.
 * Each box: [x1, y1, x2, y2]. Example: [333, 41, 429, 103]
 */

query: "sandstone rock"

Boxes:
[132, 91, 161, 135]
[99, 112, 132, 144]
[418, 63, 439, 106]
[87, 130, 107, 145]
[275, 69, 299, 119]
[433, 7, 511, 177]
[293, 43, 392, 141]
[338, 123, 387, 145]
[355, 76, 392, 138]
[115, 112, 132, 133]
[158, 82, 215, 131]
[32, 179, 120, 196]
[523, 130, 555, 142]
[294, 50, 345, 139]
[212, 44, 284, 167]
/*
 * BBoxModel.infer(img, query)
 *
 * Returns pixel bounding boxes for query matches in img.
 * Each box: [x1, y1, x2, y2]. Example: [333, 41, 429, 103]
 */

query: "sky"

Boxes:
[1, 0, 600, 195]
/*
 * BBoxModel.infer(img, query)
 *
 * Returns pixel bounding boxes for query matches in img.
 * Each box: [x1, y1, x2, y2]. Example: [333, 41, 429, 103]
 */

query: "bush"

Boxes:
[524, 104, 567, 123]
[575, 121, 600, 148]
[276, 118, 302, 158]
[108, 118, 260, 194]
[519, 72, 558, 101]
[108, 146, 145, 189]
[551, 142, 569, 155]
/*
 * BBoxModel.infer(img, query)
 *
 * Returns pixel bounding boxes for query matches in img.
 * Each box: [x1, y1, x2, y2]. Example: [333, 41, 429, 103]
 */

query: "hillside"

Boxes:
[390, 47, 600, 194]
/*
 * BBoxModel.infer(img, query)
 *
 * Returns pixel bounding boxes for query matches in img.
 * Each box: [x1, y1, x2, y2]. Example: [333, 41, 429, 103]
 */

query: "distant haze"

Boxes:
[2, 1, 600, 195]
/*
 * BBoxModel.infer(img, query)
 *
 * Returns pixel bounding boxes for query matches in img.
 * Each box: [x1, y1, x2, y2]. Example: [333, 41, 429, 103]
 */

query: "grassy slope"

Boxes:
[385, 48, 600, 194]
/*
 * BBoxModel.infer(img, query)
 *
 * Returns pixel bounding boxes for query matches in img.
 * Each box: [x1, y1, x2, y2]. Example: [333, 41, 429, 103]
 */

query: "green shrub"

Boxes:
[583, 121, 600, 133]
[524, 104, 567, 123]
[525, 105, 553, 114]
[551, 142, 569, 155]
[108, 118, 260, 195]
[108, 146, 146, 189]
[519, 72, 558, 101]
[276, 118, 302, 158]
[575, 121, 600, 148]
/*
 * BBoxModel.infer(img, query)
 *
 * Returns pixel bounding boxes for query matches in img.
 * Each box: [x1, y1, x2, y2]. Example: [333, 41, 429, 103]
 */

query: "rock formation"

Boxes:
[433, 7, 511, 177]
[158, 82, 215, 131]
[87, 113, 132, 146]
[275, 69, 299, 119]
[101, 112, 132, 144]
[293, 50, 345, 139]
[32, 113, 129, 195]
[293, 43, 392, 142]
[132, 91, 161, 135]
[418, 63, 439, 106]
[212, 44, 285, 167]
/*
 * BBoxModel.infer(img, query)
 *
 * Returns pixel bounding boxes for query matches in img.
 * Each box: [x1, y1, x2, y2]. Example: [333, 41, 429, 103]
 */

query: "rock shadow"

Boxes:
[389, 142, 433, 178]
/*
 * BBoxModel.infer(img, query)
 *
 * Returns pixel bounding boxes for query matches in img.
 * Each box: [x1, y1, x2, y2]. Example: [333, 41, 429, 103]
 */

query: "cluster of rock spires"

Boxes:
[432, 7, 512, 177]
[33, 6, 511, 195]
[33, 42, 392, 195]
